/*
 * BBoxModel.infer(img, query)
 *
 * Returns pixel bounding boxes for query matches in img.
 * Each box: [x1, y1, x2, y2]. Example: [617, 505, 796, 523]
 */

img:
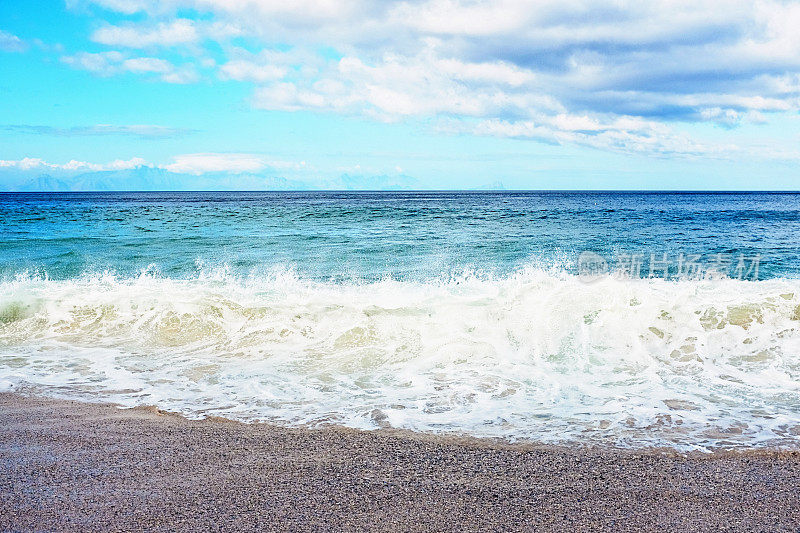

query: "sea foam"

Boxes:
[1, 267, 799, 451]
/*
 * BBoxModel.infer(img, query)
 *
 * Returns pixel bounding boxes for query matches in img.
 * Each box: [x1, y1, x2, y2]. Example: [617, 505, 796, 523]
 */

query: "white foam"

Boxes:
[1, 267, 800, 450]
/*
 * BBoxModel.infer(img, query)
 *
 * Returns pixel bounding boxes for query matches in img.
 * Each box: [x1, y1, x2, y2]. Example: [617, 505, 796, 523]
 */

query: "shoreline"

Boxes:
[1, 393, 799, 531]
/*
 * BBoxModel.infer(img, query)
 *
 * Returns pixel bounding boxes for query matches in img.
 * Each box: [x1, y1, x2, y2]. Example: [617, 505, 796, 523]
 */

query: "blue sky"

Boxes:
[1, 0, 800, 190]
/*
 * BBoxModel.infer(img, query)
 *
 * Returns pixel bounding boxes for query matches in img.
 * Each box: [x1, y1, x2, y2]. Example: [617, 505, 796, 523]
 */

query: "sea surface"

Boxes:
[2, 191, 800, 450]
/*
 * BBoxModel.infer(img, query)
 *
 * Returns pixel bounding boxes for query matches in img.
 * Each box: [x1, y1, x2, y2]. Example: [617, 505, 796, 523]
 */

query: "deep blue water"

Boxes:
[1, 191, 799, 281]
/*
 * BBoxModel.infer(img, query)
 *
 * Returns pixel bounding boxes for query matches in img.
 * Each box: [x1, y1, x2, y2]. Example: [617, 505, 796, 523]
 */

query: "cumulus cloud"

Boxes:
[0, 30, 27, 52]
[253, 52, 553, 121]
[61, 51, 198, 83]
[219, 60, 287, 83]
[90, 18, 242, 48]
[67, 0, 800, 157]
[92, 19, 198, 48]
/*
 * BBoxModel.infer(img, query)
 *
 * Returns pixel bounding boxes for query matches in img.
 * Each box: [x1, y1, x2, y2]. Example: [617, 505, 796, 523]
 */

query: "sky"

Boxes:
[1, 0, 800, 190]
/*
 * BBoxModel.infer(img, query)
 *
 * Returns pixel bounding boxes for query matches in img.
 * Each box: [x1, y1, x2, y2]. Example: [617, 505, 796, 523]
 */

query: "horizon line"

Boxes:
[2, 189, 800, 194]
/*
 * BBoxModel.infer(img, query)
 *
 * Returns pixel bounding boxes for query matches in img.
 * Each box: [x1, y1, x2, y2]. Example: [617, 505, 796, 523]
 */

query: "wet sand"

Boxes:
[0, 393, 798, 532]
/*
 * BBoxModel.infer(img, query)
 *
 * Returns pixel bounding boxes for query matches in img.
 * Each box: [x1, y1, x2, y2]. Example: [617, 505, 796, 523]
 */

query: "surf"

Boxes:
[1, 266, 799, 451]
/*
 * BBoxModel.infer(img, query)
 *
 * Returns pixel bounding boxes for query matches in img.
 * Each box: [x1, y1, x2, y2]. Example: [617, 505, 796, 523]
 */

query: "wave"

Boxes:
[1, 266, 800, 451]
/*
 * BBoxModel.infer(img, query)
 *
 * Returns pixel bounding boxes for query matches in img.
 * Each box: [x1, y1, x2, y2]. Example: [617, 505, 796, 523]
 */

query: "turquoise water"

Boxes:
[1, 191, 800, 450]
[2, 191, 799, 280]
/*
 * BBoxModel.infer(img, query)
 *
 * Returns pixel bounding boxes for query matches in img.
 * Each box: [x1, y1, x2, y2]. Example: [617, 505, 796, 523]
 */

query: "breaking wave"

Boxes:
[2, 266, 800, 451]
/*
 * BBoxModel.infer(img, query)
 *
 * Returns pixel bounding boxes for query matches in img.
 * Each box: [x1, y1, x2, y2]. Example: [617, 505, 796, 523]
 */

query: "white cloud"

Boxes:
[253, 52, 552, 121]
[161, 153, 268, 174]
[0, 157, 147, 171]
[160, 68, 199, 83]
[121, 57, 172, 73]
[69, 0, 800, 157]
[160, 153, 303, 174]
[61, 51, 197, 83]
[61, 51, 122, 74]
[0, 30, 27, 52]
[92, 19, 198, 48]
[219, 60, 286, 82]
[443, 116, 800, 161]
[0, 154, 306, 176]
[0, 158, 49, 170]
[458, 118, 726, 158]
[699, 108, 767, 128]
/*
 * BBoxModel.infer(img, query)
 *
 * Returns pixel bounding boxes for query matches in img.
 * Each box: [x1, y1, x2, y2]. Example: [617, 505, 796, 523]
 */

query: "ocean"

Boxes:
[1, 191, 800, 450]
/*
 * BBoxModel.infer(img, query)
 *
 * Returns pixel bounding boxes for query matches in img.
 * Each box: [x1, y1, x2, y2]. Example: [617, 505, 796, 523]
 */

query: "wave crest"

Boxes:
[2, 267, 800, 450]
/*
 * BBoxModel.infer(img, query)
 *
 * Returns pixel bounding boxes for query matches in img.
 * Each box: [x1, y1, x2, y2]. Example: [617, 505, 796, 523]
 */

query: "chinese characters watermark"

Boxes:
[577, 251, 761, 282]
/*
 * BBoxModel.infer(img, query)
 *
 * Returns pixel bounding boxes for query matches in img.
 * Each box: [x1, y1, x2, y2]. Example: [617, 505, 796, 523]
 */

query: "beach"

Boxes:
[3, 192, 800, 531]
[1, 393, 798, 532]
[6, 0, 800, 526]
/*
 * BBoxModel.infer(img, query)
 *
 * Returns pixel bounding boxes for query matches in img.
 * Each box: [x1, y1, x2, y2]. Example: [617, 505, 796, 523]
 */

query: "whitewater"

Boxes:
[2, 267, 799, 451]
[3, 191, 800, 451]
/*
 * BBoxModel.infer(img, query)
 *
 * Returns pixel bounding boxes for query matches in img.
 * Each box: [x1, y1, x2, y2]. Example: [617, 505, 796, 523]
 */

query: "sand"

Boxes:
[0, 393, 798, 532]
